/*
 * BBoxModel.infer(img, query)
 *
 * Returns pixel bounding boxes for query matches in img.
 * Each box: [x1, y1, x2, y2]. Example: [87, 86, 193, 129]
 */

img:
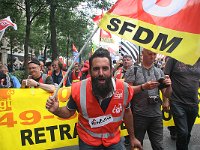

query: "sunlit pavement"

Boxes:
[55, 125, 200, 150]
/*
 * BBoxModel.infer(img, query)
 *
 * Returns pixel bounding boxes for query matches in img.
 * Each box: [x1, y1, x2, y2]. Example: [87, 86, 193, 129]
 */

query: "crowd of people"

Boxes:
[1, 47, 200, 150]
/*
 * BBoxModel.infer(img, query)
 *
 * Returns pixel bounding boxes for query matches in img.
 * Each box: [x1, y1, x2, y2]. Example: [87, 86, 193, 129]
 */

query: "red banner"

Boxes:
[99, 0, 200, 65]
[107, 0, 200, 34]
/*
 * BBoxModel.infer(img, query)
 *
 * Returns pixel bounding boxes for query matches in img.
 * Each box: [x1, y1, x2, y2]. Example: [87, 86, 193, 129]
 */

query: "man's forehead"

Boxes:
[28, 63, 39, 67]
[92, 57, 110, 64]
[144, 49, 157, 55]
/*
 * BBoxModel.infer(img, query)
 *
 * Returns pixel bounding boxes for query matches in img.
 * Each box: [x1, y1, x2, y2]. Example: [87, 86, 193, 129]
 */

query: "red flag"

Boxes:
[0, 16, 17, 31]
[93, 9, 113, 43]
[92, 8, 104, 24]
[100, 29, 113, 43]
[92, 15, 102, 24]
[99, 0, 200, 65]
[72, 43, 78, 52]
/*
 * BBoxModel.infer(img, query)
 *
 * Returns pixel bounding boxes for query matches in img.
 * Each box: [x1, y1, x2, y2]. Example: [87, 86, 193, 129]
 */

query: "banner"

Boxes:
[0, 88, 200, 149]
[99, 0, 200, 65]
[0, 88, 78, 150]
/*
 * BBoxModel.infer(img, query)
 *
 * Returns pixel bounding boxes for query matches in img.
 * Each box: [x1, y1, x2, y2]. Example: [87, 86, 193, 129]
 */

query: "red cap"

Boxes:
[81, 61, 89, 72]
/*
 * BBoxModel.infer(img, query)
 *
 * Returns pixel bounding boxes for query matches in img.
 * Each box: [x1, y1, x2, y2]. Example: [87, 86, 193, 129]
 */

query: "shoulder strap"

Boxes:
[41, 74, 48, 83]
[134, 66, 138, 76]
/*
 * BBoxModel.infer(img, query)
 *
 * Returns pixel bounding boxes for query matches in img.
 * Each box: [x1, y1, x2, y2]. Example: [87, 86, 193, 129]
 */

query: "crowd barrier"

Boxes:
[0, 88, 200, 149]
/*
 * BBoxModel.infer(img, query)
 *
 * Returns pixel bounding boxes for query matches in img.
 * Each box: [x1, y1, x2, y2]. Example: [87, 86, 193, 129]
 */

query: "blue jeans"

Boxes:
[170, 101, 199, 150]
[79, 138, 124, 150]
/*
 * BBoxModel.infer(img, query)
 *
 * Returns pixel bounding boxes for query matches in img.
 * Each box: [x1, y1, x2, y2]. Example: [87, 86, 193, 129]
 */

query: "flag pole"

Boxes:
[52, 26, 99, 98]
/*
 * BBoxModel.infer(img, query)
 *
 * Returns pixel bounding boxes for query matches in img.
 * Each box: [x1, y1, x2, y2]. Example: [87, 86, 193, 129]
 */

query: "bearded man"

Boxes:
[46, 48, 142, 150]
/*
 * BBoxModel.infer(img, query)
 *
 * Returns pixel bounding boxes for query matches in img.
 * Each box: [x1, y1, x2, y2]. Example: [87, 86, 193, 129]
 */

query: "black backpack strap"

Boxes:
[134, 66, 138, 77]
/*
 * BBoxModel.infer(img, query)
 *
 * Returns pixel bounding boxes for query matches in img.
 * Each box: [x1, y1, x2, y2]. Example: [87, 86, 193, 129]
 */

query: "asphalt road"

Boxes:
[55, 125, 200, 150]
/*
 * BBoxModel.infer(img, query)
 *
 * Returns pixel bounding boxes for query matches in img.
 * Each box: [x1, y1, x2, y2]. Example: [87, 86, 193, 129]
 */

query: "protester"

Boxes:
[114, 54, 133, 80]
[0, 64, 21, 88]
[51, 59, 70, 87]
[164, 57, 200, 150]
[46, 61, 53, 76]
[80, 60, 90, 80]
[46, 48, 142, 150]
[124, 48, 172, 150]
[39, 61, 46, 73]
[113, 58, 123, 74]
[113, 54, 133, 146]
[0, 70, 7, 88]
[21, 58, 55, 92]
[69, 62, 82, 83]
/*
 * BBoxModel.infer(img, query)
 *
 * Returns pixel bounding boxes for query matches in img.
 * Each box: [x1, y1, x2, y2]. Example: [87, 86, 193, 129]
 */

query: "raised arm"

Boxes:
[46, 96, 76, 118]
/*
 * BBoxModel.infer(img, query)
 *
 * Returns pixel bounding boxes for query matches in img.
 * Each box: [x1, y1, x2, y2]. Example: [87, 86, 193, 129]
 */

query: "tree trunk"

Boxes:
[24, 0, 31, 77]
[50, 0, 58, 61]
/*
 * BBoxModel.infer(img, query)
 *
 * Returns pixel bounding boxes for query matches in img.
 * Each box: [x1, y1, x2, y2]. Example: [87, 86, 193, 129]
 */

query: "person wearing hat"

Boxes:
[21, 58, 55, 92]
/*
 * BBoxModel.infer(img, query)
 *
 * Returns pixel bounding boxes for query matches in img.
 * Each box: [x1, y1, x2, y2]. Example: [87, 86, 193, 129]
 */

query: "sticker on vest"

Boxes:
[89, 114, 113, 128]
[113, 89, 123, 99]
[112, 103, 122, 114]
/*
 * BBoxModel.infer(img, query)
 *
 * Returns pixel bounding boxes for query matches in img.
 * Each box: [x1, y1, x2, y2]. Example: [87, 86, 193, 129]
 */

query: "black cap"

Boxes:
[28, 58, 40, 65]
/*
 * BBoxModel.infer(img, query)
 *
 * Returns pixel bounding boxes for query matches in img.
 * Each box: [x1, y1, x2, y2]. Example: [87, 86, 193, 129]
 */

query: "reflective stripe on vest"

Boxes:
[78, 121, 115, 138]
[80, 79, 129, 122]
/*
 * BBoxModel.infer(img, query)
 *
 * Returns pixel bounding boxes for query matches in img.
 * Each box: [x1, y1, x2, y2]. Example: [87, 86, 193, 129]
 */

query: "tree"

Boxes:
[0, 0, 25, 71]
[23, 0, 48, 76]
[0, 0, 114, 75]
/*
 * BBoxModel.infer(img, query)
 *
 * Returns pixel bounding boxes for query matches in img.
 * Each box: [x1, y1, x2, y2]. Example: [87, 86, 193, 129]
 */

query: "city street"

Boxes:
[55, 125, 200, 150]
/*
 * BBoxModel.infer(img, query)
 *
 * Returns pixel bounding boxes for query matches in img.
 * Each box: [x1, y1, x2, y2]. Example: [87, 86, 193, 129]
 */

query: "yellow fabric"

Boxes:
[0, 88, 200, 149]
[99, 13, 200, 65]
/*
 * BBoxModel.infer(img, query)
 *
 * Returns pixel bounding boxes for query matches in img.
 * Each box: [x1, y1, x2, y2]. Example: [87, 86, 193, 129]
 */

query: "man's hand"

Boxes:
[46, 96, 59, 113]
[130, 137, 143, 150]
[21, 79, 38, 87]
[143, 80, 159, 90]
[162, 98, 170, 111]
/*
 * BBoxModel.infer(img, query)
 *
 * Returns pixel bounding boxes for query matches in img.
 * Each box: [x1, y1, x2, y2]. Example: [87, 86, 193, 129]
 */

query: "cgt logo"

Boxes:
[112, 103, 122, 114]
[0, 89, 14, 112]
[114, 89, 123, 99]
[142, 0, 188, 17]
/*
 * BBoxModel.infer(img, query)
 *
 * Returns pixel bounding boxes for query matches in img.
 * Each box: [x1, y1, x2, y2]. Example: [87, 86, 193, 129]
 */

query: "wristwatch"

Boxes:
[141, 84, 144, 91]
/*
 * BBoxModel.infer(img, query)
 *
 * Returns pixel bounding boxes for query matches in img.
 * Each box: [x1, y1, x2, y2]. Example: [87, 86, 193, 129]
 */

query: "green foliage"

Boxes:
[0, 0, 114, 64]
[11, 70, 26, 83]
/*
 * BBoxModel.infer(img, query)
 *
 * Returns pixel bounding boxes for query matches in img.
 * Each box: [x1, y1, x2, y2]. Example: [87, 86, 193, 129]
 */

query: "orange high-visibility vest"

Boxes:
[72, 78, 133, 147]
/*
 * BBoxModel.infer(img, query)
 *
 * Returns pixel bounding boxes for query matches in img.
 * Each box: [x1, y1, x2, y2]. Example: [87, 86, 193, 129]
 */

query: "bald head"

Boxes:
[142, 48, 157, 66]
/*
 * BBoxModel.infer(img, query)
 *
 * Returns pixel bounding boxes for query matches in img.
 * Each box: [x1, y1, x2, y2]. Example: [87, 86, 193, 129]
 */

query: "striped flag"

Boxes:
[119, 40, 140, 63]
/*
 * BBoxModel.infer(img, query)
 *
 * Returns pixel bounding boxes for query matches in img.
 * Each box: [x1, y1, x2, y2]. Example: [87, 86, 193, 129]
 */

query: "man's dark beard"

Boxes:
[92, 76, 113, 98]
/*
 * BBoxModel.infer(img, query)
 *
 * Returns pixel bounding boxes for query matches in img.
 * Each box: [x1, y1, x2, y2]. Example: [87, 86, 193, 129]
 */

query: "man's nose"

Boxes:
[99, 68, 103, 75]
